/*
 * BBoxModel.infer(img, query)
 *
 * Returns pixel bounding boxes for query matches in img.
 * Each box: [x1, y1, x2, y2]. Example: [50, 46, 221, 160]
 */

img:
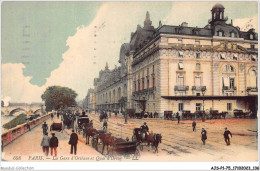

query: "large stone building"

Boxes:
[93, 3, 258, 117]
[84, 88, 95, 112]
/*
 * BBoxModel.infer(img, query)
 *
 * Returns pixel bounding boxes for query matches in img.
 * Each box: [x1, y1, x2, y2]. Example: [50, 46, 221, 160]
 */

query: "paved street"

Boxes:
[2, 117, 102, 161]
[2, 113, 258, 162]
[87, 112, 258, 161]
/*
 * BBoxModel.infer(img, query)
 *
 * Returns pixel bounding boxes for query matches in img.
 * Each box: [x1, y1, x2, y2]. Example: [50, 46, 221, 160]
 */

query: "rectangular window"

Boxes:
[195, 77, 201, 87]
[196, 103, 202, 111]
[178, 76, 184, 86]
[227, 103, 232, 111]
[251, 44, 255, 49]
[178, 62, 184, 70]
[195, 40, 200, 45]
[196, 63, 201, 70]
[178, 103, 184, 111]
[230, 78, 235, 88]
[231, 32, 235, 38]
[219, 31, 223, 37]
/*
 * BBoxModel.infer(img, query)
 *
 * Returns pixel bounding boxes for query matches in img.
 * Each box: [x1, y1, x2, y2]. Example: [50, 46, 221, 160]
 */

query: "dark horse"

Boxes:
[144, 133, 162, 153]
[98, 132, 115, 155]
[85, 127, 98, 145]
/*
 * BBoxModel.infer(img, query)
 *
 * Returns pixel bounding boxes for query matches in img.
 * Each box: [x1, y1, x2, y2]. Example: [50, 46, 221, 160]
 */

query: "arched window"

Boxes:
[218, 31, 224, 37]
[222, 65, 236, 95]
[248, 67, 257, 88]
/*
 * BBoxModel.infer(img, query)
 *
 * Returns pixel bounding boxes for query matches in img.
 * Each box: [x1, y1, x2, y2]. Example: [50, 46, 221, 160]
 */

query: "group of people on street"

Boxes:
[40, 133, 59, 156]
[191, 120, 232, 145]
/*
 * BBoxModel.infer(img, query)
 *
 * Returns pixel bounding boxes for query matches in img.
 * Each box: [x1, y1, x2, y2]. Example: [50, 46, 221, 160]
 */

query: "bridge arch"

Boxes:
[33, 109, 42, 115]
[9, 108, 26, 116]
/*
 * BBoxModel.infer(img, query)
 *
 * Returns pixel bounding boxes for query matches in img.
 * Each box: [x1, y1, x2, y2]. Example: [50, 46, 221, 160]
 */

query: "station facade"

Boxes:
[88, 3, 258, 117]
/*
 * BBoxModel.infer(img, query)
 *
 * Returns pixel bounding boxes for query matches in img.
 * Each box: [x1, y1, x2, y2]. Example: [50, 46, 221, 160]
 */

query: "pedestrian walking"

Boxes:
[115, 111, 117, 117]
[224, 128, 232, 145]
[69, 130, 78, 155]
[57, 112, 60, 119]
[41, 133, 50, 156]
[49, 133, 59, 157]
[192, 120, 196, 132]
[201, 128, 207, 145]
[176, 112, 180, 124]
[42, 122, 48, 135]
[51, 113, 54, 121]
[26, 119, 31, 131]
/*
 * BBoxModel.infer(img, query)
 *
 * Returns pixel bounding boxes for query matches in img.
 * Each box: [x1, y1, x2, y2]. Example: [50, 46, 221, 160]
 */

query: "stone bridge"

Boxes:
[1, 106, 45, 116]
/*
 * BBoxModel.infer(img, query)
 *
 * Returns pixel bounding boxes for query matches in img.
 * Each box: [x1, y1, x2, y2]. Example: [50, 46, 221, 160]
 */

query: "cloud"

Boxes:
[233, 15, 258, 32]
[1, 63, 45, 103]
[1, 2, 258, 103]
[1, 95, 11, 106]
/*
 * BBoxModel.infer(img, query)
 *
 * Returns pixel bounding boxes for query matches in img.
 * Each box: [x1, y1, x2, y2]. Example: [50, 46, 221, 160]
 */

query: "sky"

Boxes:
[1, 1, 258, 103]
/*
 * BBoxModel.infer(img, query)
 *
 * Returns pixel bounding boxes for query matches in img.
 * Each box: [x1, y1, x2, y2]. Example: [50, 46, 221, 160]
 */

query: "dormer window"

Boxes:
[250, 34, 254, 40]
[217, 30, 224, 37]
[230, 32, 236, 38]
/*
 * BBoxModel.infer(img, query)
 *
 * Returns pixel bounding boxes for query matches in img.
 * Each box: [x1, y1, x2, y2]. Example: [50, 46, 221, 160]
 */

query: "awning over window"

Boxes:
[178, 62, 184, 69]
[223, 77, 229, 87]
[179, 51, 183, 56]
[220, 54, 225, 59]
[233, 54, 238, 60]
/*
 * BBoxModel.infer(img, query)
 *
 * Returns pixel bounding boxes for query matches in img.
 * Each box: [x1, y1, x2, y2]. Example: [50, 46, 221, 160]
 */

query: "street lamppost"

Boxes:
[201, 86, 206, 122]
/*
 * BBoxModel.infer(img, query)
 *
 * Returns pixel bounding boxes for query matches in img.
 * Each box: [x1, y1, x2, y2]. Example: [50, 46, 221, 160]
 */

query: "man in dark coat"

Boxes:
[176, 112, 180, 124]
[141, 122, 149, 132]
[192, 120, 196, 132]
[69, 130, 78, 155]
[49, 133, 59, 156]
[51, 113, 54, 121]
[201, 128, 207, 145]
[42, 122, 48, 135]
[224, 128, 232, 145]
[141, 122, 149, 139]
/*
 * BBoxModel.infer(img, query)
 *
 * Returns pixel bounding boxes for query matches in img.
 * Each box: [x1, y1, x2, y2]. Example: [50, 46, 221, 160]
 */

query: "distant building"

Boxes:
[85, 88, 95, 112]
[93, 4, 258, 117]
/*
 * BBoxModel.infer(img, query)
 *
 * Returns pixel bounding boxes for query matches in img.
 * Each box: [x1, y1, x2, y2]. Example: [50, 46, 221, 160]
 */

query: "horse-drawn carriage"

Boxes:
[182, 110, 195, 120]
[133, 128, 162, 153]
[76, 117, 90, 134]
[233, 109, 250, 118]
[127, 109, 136, 118]
[109, 138, 140, 159]
[209, 110, 226, 119]
[50, 122, 63, 132]
[164, 111, 173, 120]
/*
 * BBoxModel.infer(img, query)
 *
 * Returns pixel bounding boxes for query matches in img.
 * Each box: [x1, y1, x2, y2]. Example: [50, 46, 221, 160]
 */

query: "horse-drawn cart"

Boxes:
[164, 111, 173, 120]
[110, 138, 140, 159]
[133, 128, 162, 153]
[50, 122, 63, 132]
[76, 117, 89, 134]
